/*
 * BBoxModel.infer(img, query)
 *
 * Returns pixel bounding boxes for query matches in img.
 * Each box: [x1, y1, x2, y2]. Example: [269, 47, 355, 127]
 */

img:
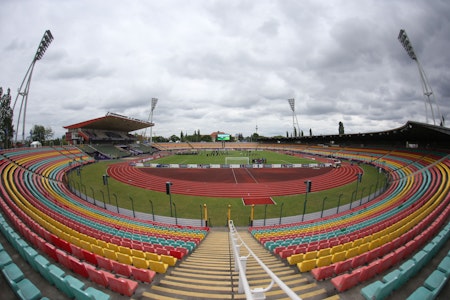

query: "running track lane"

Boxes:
[108, 163, 362, 198]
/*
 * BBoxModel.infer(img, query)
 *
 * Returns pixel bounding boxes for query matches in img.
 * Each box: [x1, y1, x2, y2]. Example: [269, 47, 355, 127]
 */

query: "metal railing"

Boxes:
[228, 220, 301, 300]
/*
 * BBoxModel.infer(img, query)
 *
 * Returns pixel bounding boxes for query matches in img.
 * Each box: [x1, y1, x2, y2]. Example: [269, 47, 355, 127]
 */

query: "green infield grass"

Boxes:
[70, 150, 387, 227]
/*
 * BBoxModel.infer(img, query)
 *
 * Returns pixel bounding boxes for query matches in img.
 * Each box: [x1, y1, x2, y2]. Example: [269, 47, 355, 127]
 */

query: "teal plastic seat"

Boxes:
[68, 282, 111, 300]
[12, 278, 42, 300]
[437, 256, 450, 276]
[0, 250, 13, 268]
[23, 247, 39, 271]
[407, 286, 433, 300]
[2, 263, 25, 285]
[423, 270, 447, 297]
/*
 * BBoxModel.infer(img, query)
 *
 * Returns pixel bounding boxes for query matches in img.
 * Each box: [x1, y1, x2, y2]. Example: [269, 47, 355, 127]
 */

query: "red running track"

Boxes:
[108, 163, 362, 198]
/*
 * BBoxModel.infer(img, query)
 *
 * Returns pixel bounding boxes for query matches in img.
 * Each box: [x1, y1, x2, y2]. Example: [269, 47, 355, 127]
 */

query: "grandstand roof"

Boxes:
[63, 112, 153, 132]
[261, 121, 450, 148]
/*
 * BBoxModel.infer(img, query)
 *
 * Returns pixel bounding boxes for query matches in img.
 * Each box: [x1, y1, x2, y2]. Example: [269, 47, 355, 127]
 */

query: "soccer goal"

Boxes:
[225, 157, 250, 165]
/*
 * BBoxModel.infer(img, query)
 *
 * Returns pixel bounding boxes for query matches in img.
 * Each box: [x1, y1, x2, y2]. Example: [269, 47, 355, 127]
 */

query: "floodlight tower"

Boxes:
[144, 98, 158, 143]
[13, 30, 54, 144]
[288, 98, 300, 137]
[398, 29, 444, 126]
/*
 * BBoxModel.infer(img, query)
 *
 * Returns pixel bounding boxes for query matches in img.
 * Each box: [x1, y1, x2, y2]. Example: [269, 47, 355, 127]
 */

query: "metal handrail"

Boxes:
[228, 220, 301, 300]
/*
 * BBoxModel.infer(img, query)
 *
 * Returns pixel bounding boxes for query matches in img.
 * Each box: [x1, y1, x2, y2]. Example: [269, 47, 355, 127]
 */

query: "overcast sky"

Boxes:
[1, 0, 449, 140]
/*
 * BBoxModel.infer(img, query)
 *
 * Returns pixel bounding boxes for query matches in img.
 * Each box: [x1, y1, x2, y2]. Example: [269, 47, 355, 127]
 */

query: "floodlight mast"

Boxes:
[13, 30, 54, 144]
[288, 98, 300, 137]
[144, 98, 158, 143]
[398, 29, 444, 126]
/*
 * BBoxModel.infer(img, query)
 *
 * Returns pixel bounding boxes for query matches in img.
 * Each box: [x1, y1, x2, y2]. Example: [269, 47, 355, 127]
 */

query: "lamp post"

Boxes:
[173, 202, 177, 225]
[302, 180, 311, 221]
[279, 202, 284, 225]
[359, 187, 366, 206]
[13, 30, 53, 144]
[263, 204, 267, 226]
[149, 199, 155, 221]
[90, 186, 96, 206]
[337, 193, 343, 214]
[129, 196, 135, 218]
[102, 174, 111, 205]
[398, 29, 444, 126]
[166, 181, 173, 217]
[113, 193, 119, 213]
[99, 190, 106, 209]
[321, 196, 327, 218]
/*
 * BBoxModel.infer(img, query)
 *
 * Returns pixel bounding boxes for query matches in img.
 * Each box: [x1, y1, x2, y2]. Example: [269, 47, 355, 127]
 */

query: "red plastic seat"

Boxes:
[43, 242, 58, 262]
[107, 276, 138, 297]
[81, 249, 98, 266]
[85, 264, 113, 288]
[96, 255, 113, 271]
[366, 247, 381, 262]
[112, 260, 132, 277]
[311, 265, 335, 281]
[69, 244, 84, 259]
[131, 266, 156, 283]
[169, 249, 184, 259]
[69, 256, 89, 278]
[334, 260, 352, 275]
[378, 252, 395, 274]
[331, 272, 360, 292]
[351, 253, 368, 269]
[356, 260, 379, 282]
[56, 249, 72, 270]
[279, 249, 294, 259]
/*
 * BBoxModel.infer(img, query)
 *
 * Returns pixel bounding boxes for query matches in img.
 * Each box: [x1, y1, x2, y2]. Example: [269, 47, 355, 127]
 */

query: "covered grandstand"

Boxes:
[260, 121, 450, 149]
[64, 112, 155, 159]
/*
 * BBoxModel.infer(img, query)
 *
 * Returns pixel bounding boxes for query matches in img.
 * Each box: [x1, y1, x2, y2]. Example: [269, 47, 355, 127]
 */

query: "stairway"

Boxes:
[139, 228, 337, 300]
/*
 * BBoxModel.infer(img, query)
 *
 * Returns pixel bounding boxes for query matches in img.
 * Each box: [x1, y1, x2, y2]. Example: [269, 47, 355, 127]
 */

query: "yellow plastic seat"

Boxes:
[145, 252, 160, 262]
[297, 259, 316, 272]
[148, 260, 168, 274]
[103, 248, 118, 261]
[118, 246, 132, 256]
[304, 250, 317, 261]
[332, 251, 346, 263]
[80, 240, 92, 252]
[316, 255, 332, 268]
[358, 243, 370, 255]
[345, 247, 359, 259]
[331, 245, 343, 254]
[132, 256, 149, 269]
[91, 244, 104, 256]
[318, 248, 331, 258]
[107, 243, 119, 252]
[160, 255, 177, 267]
[131, 249, 145, 259]
[117, 252, 133, 265]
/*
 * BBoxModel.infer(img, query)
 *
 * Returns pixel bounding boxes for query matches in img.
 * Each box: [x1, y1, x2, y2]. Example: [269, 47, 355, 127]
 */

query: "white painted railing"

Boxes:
[228, 220, 301, 300]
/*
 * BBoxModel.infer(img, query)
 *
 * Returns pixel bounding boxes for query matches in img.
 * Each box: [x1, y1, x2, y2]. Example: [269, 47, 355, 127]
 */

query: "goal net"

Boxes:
[225, 157, 250, 165]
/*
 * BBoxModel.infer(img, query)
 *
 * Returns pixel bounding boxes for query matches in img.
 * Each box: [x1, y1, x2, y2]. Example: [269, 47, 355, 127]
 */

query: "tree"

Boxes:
[31, 125, 54, 144]
[339, 121, 345, 136]
[0, 87, 14, 149]
[169, 135, 180, 142]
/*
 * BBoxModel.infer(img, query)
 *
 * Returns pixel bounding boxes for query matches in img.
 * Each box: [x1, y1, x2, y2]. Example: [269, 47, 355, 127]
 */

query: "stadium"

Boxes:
[0, 14, 449, 300]
[1, 108, 450, 300]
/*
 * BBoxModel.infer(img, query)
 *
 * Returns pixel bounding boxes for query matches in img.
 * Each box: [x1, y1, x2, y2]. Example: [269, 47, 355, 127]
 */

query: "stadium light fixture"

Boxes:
[144, 97, 158, 143]
[13, 30, 54, 144]
[398, 29, 444, 126]
[287, 98, 300, 137]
